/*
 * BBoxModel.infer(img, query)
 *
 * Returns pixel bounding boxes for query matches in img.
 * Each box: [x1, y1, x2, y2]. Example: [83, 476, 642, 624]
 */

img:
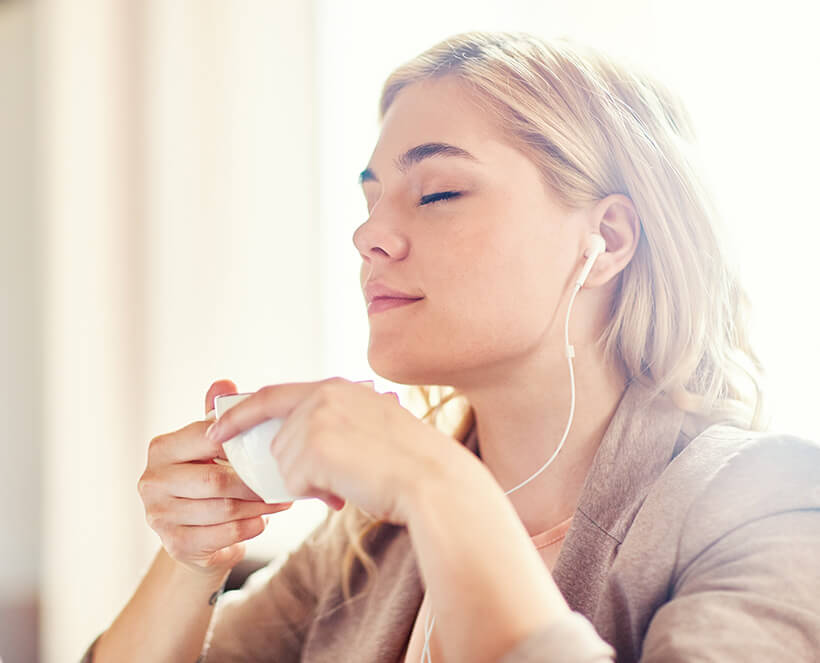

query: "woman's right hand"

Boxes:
[137, 379, 294, 577]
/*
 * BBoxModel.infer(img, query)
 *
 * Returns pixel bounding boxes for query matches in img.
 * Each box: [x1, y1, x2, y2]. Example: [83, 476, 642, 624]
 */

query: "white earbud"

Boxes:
[575, 233, 606, 288]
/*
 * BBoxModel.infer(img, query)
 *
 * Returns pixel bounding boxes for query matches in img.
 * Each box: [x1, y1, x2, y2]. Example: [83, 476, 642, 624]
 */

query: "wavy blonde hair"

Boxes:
[328, 31, 766, 604]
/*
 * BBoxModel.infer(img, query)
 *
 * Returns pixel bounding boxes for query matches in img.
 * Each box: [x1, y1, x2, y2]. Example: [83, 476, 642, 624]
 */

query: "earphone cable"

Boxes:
[418, 280, 584, 662]
[503, 282, 580, 496]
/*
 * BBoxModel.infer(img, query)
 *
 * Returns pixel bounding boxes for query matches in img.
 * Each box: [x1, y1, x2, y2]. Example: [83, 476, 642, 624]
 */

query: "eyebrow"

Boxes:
[358, 142, 479, 185]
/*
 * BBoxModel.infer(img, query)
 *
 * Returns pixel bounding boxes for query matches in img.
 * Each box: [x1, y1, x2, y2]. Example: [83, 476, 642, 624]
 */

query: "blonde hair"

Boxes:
[332, 31, 766, 603]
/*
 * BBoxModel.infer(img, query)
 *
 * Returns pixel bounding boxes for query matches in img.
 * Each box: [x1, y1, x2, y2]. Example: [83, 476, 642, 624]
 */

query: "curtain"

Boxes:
[36, 1, 322, 660]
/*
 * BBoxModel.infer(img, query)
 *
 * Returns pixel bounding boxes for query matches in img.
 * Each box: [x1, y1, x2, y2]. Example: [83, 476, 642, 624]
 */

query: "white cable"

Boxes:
[418, 280, 584, 662]
[503, 281, 580, 496]
[420, 609, 435, 663]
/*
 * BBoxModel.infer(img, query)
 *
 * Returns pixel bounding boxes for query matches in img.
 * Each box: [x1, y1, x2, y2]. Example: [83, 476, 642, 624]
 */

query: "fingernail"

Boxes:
[205, 422, 219, 441]
[206, 409, 216, 421]
[355, 380, 376, 390]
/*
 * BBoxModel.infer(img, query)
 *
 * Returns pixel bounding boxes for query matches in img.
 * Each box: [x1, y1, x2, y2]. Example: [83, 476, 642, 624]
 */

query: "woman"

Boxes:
[83, 32, 820, 662]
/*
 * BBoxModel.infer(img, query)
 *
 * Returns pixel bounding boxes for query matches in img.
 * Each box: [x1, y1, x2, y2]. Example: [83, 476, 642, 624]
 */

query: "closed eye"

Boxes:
[419, 191, 462, 206]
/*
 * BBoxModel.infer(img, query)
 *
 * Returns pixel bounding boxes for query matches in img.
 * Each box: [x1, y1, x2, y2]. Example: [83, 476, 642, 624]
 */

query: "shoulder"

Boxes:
[621, 424, 820, 545]
[650, 424, 820, 565]
[666, 424, 820, 507]
[599, 426, 820, 658]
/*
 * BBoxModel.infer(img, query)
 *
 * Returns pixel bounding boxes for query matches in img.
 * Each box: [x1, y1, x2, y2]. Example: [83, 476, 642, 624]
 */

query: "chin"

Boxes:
[367, 347, 443, 386]
[367, 359, 434, 386]
[367, 345, 481, 388]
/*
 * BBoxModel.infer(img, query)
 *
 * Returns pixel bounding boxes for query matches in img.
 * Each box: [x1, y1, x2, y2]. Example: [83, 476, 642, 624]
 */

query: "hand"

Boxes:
[137, 379, 294, 576]
[205, 377, 472, 525]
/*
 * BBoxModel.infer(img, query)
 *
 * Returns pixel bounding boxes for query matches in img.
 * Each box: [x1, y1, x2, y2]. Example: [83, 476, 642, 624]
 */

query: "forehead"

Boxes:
[369, 77, 504, 165]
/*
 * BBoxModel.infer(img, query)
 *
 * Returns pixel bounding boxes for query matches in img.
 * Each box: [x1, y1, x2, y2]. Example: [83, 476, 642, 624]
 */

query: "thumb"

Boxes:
[205, 379, 238, 419]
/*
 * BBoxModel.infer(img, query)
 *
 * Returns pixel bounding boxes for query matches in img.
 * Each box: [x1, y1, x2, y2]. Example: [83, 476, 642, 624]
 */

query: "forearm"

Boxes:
[91, 547, 230, 663]
[405, 448, 571, 663]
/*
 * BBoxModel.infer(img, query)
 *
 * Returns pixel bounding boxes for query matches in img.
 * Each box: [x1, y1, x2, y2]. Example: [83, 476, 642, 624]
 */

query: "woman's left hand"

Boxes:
[205, 377, 469, 525]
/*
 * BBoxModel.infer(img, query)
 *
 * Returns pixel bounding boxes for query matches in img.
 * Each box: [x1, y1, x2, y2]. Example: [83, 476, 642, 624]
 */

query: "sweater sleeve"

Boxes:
[77, 510, 345, 663]
[200, 509, 342, 662]
[639, 435, 820, 661]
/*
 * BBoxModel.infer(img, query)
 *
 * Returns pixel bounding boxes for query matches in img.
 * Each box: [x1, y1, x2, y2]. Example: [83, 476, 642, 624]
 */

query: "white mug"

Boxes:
[213, 393, 302, 503]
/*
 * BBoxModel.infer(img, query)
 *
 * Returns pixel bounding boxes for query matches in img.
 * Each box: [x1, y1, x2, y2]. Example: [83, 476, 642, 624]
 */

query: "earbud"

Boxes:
[575, 233, 606, 288]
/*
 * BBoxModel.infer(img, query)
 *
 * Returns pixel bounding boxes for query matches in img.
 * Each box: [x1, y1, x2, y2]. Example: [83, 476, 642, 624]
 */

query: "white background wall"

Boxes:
[0, 1, 818, 661]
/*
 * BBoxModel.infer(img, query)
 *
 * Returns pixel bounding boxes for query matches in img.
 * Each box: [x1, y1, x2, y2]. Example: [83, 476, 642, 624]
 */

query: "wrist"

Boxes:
[161, 548, 232, 590]
[401, 431, 490, 529]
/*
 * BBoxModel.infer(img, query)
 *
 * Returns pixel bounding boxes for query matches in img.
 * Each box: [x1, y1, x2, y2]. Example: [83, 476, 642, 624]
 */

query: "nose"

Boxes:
[351, 212, 410, 264]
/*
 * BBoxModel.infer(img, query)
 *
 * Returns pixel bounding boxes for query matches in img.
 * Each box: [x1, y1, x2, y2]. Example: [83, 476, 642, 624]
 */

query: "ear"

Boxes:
[584, 194, 641, 288]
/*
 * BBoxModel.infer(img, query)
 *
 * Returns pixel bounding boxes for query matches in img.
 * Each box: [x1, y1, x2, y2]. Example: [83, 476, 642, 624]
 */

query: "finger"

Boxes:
[269, 406, 345, 512]
[266, 388, 319, 489]
[206, 379, 339, 444]
[205, 379, 238, 417]
[160, 462, 265, 500]
[148, 421, 226, 465]
[178, 516, 268, 556]
[163, 497, 293, 526]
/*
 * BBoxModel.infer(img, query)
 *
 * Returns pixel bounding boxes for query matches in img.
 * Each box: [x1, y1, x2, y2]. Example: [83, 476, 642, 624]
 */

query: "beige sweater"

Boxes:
[83, 379, 820, 661]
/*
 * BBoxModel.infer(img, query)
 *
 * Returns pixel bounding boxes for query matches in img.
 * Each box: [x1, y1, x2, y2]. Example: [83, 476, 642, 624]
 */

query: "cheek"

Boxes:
[431, 230, 562, 344]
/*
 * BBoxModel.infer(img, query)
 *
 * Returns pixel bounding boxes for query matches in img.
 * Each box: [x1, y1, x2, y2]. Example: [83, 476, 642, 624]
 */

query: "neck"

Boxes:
[458, 343, 628, 536]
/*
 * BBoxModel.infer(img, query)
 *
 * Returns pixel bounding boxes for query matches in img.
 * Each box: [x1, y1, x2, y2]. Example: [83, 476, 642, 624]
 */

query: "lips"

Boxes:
[367, 297, 422, 315]
[363, 281, 424, 306]
[363, 281, 424, 315]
